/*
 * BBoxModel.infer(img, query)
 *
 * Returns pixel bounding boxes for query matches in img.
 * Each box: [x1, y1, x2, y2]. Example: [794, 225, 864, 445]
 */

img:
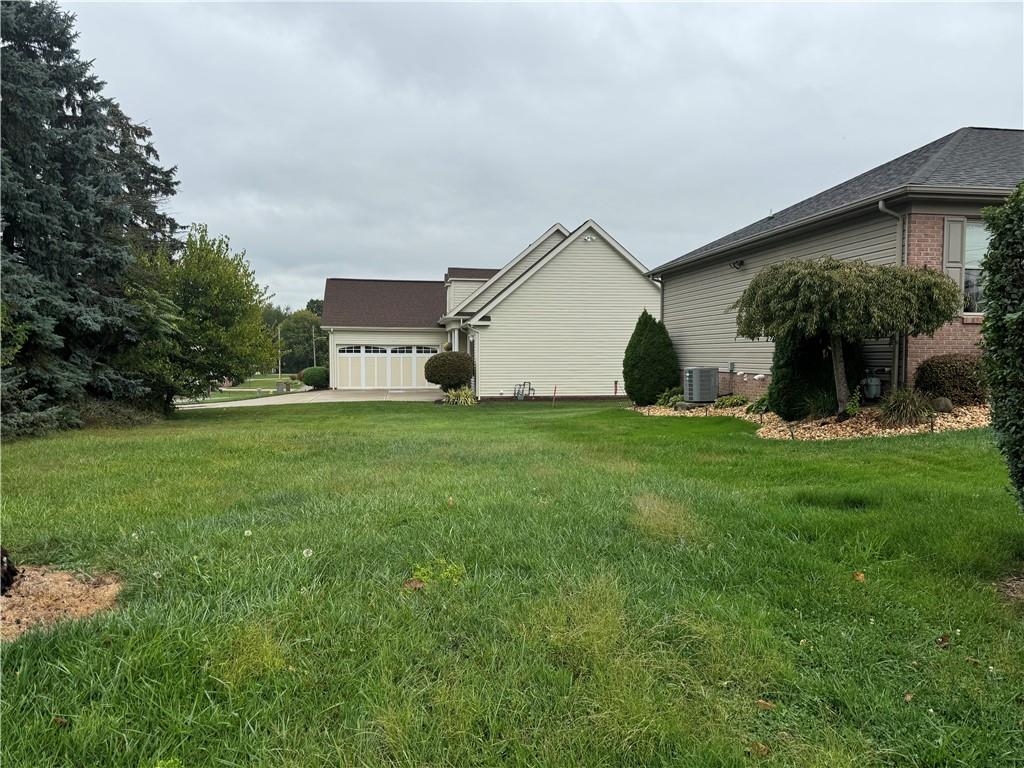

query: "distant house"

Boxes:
[321, 220, 660, 397]
[648, 127, 1024, 397]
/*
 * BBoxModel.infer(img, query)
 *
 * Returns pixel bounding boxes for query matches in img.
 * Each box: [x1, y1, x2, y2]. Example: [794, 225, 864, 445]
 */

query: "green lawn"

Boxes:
[2, 402, 1022, 767]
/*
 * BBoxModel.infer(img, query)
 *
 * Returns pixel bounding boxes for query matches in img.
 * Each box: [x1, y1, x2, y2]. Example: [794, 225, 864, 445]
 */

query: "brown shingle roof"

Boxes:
[445, 267, 499, 281]
[321, 279, 444, 328]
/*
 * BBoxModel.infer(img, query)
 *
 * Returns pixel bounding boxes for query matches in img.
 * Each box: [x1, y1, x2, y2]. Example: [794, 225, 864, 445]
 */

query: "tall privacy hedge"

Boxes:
[623, 310, 678, 406]
[982, 183, 1024, 511]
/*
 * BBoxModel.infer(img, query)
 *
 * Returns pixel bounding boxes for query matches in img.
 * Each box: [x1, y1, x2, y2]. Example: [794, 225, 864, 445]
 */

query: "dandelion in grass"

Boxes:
[153, 571, 162, 580]
[244, 530, 252, 537]
[302, 548, 313, 558]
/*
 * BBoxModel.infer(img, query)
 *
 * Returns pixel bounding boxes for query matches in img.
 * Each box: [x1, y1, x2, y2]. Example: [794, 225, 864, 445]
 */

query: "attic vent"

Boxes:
[582, 234, 596, 242]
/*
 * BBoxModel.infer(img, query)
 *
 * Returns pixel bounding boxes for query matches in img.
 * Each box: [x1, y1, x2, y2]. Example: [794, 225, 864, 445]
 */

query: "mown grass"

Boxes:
[1, 402, 1022, 767]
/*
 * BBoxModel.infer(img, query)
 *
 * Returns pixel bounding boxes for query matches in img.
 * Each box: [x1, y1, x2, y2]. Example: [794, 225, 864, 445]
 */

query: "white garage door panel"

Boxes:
[334, 345, 439, 389]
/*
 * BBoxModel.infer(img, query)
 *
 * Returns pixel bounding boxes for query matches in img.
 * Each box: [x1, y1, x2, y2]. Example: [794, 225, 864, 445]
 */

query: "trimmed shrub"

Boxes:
[656, 386, 684, 407]
[768, 332, 864, 421]
[879, 388, 934, 427]
[78, 398, 163, 428]
[914, 353, 986, 405]
[714, 394, 748, 409]
[424, 351, 474, 391]
[982, 182, 1024, 510]
[442, 385, 477, 406]
[623, 310, 679, 406]
[301, 366, 329, 390]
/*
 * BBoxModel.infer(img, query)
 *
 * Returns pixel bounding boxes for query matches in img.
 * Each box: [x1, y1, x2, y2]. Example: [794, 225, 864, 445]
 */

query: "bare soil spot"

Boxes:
[997, 574, 1024, 605]
[633, 404, 990, 441]
[1, 566, 121, 641]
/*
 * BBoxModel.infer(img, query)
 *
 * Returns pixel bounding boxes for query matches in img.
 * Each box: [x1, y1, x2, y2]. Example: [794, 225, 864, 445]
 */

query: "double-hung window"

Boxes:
[944, 218, 991, 314]
[963, 221, 989, 313]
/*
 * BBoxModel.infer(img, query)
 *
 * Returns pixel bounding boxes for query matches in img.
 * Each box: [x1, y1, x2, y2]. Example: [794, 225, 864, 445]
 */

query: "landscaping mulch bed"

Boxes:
[997, 574, 1024, 605]
[0, 566, 121, 641]
[634, 404, 990, 441]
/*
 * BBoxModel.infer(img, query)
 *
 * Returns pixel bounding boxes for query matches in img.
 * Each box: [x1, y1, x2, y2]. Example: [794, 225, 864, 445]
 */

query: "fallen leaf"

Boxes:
[446, 496, 455, 507]
[903, 692, 914, 703]
[853, 571, 866, 582]
[746, 741, 770, 757]
[403, 578, 425, 591]
[756, 698, 776, 710]
[966, 656, 981, 666]
[936, 633, 951, 649]
[52, 716, 68, 728]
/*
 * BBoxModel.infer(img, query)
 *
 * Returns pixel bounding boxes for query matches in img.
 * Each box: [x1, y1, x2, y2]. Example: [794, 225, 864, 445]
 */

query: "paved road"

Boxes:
[178, 388, 441, 410]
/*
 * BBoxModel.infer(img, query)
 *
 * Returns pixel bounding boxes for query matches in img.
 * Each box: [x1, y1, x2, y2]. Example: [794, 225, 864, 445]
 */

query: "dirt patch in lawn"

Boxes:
[1, 566, 121, 641]
[633, 404, 990, 441]
[997, 574, 1024, 606]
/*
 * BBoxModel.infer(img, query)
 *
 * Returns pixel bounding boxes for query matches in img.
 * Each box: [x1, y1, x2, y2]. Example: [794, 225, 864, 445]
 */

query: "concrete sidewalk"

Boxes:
[178, 388, 441, 410]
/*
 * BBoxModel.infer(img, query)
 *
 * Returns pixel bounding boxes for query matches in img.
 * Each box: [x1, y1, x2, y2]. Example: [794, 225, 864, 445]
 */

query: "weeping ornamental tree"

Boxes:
[981, 183, 1024, 511]
[734, 258, 962, 415]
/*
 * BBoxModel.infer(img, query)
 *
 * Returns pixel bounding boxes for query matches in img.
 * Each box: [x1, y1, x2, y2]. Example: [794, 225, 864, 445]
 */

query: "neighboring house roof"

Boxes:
[447, 223, 570, 317]
[652, 126, 1024, 275]
[445, 267, 499, 281]
[321, 278, 444, 328]
[467, 220, 653, 323]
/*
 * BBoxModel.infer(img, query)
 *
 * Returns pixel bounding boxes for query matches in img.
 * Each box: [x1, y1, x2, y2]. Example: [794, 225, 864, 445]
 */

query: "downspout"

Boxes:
[878, 199, 905, 389]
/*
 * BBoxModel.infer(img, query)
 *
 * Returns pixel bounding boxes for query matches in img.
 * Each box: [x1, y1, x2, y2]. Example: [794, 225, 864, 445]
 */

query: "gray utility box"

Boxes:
[683, 367, 719, 403]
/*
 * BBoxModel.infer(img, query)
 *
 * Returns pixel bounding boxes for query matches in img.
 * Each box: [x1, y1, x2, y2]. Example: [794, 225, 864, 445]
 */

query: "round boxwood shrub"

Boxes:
[913, 353, 986, 405]
[301, 366, 329, 390]
[424, 351, 474, 391]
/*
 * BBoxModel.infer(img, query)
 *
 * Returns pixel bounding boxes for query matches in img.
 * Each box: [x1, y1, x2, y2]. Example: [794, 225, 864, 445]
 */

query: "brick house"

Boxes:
[648, 127, 1023, 397]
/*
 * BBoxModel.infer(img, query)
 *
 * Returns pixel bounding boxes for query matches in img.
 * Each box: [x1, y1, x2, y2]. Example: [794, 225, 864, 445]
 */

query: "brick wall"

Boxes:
[904, 213, 983, 381]
[719, 371, 770, 399]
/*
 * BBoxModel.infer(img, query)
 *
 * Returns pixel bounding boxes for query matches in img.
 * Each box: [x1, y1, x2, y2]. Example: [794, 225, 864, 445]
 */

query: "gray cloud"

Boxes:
[69, 1, 1023, 308]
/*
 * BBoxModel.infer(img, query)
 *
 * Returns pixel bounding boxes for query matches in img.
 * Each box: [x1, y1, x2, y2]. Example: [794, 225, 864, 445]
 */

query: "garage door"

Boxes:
[335, 345, 439, 388]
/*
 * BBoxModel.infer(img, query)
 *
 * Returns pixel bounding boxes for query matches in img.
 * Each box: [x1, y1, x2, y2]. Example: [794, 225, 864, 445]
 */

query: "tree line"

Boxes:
[1, 1, 278, 436]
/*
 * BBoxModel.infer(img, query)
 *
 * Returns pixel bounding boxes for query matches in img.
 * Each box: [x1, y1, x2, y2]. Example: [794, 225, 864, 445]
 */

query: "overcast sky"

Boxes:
[69, 1, 1023, 309]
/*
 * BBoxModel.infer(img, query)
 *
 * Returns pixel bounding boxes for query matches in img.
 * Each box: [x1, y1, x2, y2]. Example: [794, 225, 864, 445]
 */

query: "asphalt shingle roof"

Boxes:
[321, 279, 444, 328]
[653, 127, 1024, 274]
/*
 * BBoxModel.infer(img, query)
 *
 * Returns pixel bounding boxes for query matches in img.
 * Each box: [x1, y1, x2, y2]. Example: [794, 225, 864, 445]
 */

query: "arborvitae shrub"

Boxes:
[981, 182, 1024, 510]
[623, 310, 679, 406]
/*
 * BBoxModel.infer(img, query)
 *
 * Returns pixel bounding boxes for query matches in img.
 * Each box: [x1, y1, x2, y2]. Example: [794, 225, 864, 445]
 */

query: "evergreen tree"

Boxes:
[1, 1, 178, 434]
[623, 310, 679, 406]
[981, 183, 1024, 510]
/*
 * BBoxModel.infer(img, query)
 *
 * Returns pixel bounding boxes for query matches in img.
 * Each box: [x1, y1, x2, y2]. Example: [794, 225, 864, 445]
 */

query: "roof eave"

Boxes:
[648, 183, 1016, 277]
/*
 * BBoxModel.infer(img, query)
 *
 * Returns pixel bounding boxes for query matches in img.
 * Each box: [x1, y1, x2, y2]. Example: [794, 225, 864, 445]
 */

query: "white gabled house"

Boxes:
[321, 220, 661, 398]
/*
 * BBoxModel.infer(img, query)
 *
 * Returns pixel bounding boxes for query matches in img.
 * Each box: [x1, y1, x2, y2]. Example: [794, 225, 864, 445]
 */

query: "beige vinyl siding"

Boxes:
[461, 231, 567, 315]
[327, 328, 445, 389]
[474, 230, 661, 397]
[662, 212, 898, 375]
[446, 279, 487, 313]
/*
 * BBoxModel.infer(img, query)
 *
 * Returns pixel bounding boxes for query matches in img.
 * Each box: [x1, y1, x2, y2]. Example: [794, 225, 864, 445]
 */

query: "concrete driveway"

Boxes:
[178, 388, 440, 410]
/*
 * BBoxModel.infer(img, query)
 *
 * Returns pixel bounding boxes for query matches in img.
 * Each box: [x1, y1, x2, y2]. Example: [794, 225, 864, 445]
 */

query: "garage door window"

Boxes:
[392, 346, 414, 354]
[338, 346, 360, 354]
[365, 346, 387, 354]
[417, 346, 438, 354]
